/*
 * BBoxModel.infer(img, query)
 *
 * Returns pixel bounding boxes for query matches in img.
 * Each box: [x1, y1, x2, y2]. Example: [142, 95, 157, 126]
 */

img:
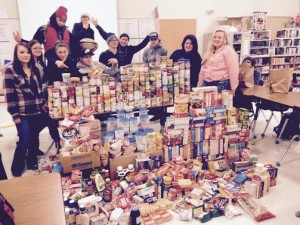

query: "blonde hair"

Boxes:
[202, 30, 231, 65]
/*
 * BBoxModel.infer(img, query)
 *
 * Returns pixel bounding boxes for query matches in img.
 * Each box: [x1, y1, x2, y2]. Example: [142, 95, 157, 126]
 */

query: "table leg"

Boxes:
[251, 102, 261, 140]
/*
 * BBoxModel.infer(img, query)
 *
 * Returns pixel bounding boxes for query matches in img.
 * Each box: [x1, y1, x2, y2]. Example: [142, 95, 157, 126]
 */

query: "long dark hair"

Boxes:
[12, 42, 39, 76]
[181, 34, 198, 53]
[28, 39, 46, 69]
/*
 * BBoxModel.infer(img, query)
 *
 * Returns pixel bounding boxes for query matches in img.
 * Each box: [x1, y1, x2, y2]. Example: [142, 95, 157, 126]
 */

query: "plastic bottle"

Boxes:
[129, 205, 141, 225]
[95, 172, 106, 192]
[103, 178, 112, 202]
[68, 210, 76, 225]
[75, 211, 81, 225]
[79, 205, 90, 225]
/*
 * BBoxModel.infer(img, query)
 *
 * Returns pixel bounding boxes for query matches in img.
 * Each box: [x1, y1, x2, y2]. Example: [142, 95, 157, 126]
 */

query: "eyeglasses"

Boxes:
[150, 38, 158, 41]
[111, 39, 119, 42]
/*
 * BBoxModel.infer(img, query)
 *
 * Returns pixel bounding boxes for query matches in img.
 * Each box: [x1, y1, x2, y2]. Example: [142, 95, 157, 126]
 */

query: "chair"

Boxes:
[276, 106, 300, 166]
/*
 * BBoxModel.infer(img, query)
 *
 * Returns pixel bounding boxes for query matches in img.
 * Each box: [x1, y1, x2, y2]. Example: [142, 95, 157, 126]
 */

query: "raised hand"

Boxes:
[13, 31, 21, 43]
[91, 17, 98, 26]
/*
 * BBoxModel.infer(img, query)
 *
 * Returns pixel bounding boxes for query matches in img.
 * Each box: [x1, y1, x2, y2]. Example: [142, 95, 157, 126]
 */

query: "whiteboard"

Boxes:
[17, 0, 118, 60]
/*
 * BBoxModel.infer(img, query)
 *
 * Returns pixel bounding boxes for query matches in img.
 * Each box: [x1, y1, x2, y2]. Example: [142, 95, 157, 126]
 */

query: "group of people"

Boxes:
[4, 5, 250, 177]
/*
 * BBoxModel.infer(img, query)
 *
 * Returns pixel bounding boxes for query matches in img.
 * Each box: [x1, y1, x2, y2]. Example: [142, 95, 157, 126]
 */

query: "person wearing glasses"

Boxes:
[91, 18, 150, 66]
[142, 32, 167, 64]
[99, 33, 119, 68]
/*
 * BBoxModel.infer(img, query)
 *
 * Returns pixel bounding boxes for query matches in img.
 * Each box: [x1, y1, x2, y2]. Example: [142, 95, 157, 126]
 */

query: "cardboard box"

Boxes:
[58, 150, 100, 173]
[109, 150, 163, 180]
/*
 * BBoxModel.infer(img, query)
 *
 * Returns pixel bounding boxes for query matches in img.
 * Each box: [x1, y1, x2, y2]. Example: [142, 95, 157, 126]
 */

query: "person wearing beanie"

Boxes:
[13, 6, 73, 59]
[142, 31, 167, 64]
[197, 26, 239, 94]
[170, 34, 202, 89]
[72, 12, 94, 58]
[92, 18, 150, 66]
[99, 33, 119, 70]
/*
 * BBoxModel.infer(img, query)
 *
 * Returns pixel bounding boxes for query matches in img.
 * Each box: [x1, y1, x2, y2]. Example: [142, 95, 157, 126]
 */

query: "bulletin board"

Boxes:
[118, 18, 155, 63]
[118, 18, 197, 63]
[160, 19, 197, 57]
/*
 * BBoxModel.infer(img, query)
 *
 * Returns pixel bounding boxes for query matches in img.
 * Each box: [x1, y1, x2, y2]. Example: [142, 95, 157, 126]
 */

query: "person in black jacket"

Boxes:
[72, 13, 94, 58]
[92, 18, 149, 66]
[169, 34, 202, 89]
[45, 41, 77, 85]
[99, 33, 119, 69]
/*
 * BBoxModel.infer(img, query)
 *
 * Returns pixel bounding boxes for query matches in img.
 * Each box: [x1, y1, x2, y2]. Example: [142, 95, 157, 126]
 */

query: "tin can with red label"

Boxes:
[52, 88, 60, 98]
[67, 85, 75, 98]
[47, 85, 54, 98]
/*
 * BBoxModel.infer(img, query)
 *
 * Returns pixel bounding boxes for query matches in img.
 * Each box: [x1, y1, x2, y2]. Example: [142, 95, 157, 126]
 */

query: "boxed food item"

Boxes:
[58, 150, 100, 173]
[109, 150, 163, 180]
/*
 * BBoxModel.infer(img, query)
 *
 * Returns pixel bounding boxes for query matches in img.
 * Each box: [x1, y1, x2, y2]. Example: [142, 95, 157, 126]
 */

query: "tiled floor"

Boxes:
[0, 101, 300, 224]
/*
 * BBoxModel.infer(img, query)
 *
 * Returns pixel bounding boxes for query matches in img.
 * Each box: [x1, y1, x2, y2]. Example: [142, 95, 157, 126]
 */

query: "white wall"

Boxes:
[0, 0, 299, 60]
[117, 0, 300, 54]
[17, 0, 117, 60]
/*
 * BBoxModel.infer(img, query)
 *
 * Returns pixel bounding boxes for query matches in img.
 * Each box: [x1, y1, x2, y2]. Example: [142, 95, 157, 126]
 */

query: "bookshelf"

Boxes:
[230, 32, 243, 62]
[271, 28, 300, 72]
[238, 30, 271, 80]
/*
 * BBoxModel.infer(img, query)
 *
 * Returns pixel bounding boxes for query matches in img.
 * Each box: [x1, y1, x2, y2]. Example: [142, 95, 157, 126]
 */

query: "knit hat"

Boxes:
[106, 33, 118, 43]
[80, 12, 90, 19]
[79, 48, 94, 57]
[56, 6, 68, 21]
[120, 33, 130, 41]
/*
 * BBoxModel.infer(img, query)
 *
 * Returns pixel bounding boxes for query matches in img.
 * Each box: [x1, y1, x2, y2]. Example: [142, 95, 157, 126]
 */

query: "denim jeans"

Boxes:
[11, 114, 45, 176]
[203, 80, 231, 93]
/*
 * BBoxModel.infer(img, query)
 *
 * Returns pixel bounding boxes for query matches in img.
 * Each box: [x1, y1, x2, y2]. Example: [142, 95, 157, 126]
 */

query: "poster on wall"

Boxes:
[0, 20, 9, 42]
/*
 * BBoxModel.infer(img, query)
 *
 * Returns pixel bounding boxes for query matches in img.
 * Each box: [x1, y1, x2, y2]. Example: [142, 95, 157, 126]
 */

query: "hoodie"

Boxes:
[142, 43, 167, 64]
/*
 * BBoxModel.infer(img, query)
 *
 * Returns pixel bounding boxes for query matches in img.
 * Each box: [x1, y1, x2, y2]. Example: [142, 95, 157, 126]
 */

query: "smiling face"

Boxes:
[108, 38, 119, 49]
[17, 45, 31, 64]
[31, 43, 43, 58]
[56, 46, 69, 61]
[184, 39, 193, 53]
[119, 36, 129, 47]
[80, 54, 93, 66]
[150, 37, 159, 47]
[56, 17, 66, 27]
[212, 31, 227, 50]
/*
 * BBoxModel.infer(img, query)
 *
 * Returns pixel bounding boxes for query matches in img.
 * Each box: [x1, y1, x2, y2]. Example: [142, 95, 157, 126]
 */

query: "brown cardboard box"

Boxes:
[58, 150, 100, 173]
[109, 150, 164, 180]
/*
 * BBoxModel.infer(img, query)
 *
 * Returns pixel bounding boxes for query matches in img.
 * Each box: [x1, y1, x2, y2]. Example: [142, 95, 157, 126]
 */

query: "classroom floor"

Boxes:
[0, 100, 300, 225]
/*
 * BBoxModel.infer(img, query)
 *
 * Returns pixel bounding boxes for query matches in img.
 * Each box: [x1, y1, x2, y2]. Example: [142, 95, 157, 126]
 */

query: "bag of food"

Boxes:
[239, 60, 254, 88]
[269, 68, 293, 93]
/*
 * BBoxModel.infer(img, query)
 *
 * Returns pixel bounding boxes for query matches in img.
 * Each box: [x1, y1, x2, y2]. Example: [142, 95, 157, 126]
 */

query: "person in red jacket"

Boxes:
[13, 6, 73, 60]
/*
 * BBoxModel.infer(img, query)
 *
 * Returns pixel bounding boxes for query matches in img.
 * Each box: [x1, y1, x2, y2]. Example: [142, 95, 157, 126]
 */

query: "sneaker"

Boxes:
[36, 149, 45, 156]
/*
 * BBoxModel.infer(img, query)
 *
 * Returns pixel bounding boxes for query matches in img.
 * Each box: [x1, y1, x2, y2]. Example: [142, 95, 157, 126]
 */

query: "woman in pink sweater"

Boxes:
[197, 27, 239, 94]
